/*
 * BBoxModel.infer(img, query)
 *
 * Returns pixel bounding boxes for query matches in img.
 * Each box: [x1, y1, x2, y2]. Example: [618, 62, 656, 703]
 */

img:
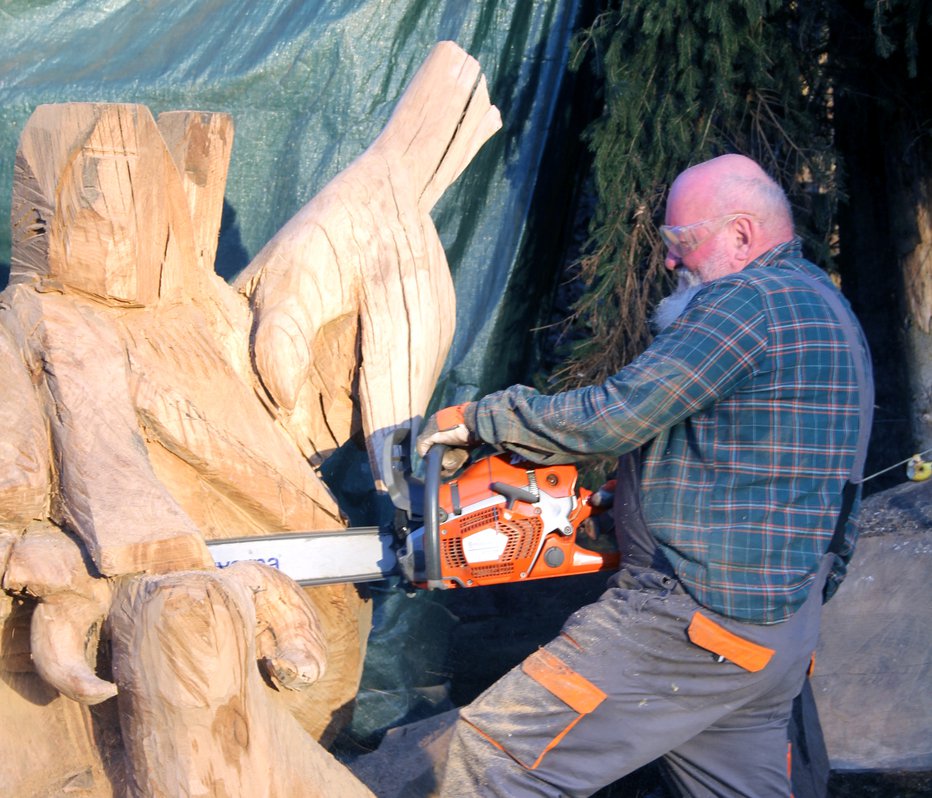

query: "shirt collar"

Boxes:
[748, 236, 804, 270]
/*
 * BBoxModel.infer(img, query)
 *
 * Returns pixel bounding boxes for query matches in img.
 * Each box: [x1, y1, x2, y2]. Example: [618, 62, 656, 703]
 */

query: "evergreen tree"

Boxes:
[557, 1, 838, 387]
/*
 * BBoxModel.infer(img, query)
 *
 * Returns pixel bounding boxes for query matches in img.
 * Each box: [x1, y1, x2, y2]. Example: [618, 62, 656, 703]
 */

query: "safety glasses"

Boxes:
[659, 213, 753, 259]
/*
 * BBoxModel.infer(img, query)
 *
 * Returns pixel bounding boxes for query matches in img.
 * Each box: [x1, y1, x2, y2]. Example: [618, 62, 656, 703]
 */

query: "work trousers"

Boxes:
[441, 556, 830, 798]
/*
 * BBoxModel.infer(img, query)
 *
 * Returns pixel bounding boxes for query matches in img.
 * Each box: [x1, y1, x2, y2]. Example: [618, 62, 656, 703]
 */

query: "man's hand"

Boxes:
[588, 479, 617, 510]
[416, 403, 477, 475]
[579, 479, 616, 540]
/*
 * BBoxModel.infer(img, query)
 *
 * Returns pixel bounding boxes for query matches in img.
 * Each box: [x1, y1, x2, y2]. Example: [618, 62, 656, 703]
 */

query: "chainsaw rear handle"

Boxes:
[422, 444, 447, 589]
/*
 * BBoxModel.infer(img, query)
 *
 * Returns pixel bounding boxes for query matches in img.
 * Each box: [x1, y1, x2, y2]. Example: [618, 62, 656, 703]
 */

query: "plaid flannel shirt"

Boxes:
[470, 239, 872, 623]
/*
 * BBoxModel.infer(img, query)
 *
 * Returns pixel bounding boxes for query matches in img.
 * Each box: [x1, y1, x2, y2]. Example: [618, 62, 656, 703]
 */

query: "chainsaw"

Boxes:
[206, 433, 619, 590]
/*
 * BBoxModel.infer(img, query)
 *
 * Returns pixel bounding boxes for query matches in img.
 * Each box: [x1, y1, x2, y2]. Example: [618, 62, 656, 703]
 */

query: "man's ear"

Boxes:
[732, 216, 754, 263]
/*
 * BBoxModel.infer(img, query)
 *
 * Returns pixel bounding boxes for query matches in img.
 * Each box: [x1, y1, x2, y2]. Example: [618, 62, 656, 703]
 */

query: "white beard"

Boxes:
[650, 267, 704, 334]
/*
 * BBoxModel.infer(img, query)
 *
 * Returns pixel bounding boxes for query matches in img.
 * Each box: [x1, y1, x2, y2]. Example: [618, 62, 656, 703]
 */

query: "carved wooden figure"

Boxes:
[0, 41, 500, 796]
[237, 42, 502, 481]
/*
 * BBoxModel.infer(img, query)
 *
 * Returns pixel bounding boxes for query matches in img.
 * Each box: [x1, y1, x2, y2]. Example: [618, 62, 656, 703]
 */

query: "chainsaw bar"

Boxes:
[207, 526, 399, 586]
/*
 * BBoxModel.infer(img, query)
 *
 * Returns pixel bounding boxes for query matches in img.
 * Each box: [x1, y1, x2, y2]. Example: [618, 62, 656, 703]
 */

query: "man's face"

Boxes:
[662, 215, 741, 283]
[662, 178, 744, 283]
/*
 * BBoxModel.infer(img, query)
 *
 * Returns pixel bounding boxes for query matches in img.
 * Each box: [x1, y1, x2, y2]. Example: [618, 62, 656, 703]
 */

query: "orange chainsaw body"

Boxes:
[426, 453, 619, 589]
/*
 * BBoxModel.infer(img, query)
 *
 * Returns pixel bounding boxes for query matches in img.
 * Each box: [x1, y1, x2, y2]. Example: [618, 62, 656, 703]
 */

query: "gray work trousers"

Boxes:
[441, 556, 831, 798]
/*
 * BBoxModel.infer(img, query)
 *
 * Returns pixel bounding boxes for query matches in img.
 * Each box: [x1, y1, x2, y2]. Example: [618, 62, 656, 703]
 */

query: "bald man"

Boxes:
[420, 154, 873, 797]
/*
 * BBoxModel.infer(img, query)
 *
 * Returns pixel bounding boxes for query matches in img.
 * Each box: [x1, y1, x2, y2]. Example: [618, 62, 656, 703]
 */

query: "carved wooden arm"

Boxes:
[236, 41, 502, 483]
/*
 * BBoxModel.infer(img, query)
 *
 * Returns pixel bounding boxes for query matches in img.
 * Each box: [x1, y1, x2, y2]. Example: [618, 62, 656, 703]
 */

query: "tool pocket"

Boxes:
[687, 611, 775, 672]
[460, 646, 606, 770]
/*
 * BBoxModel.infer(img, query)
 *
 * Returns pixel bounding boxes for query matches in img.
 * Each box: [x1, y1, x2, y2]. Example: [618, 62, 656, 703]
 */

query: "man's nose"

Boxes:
[664, 252, 681, 270]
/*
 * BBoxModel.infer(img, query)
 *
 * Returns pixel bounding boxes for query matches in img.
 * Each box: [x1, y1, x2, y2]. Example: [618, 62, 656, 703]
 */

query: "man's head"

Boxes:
[661, 154, 794, 283]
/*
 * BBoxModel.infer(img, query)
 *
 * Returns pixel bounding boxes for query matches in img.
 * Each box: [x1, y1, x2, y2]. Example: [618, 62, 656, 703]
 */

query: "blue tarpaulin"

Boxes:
[0, 0, 583, 405]
[0, 0, 587, 741]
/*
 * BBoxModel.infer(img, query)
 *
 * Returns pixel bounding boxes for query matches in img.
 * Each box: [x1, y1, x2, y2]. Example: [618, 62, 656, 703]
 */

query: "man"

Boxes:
[417, 154, 873, 797]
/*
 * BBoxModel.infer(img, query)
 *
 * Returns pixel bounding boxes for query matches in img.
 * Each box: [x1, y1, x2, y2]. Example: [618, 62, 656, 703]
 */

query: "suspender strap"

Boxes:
[792, 269, 874, 553]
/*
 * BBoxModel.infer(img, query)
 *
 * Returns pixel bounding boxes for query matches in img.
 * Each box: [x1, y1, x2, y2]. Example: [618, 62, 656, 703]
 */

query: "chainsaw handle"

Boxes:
[422, 444, 447, 589]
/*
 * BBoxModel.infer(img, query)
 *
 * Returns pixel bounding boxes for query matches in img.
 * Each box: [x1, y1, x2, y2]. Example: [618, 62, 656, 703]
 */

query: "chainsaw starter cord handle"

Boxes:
[490, 481, 538, 508]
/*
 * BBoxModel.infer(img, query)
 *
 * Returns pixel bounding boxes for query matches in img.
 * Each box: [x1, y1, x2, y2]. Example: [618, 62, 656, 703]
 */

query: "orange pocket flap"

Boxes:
[688, 611, 775, 672]
[521, 648, 606, 714]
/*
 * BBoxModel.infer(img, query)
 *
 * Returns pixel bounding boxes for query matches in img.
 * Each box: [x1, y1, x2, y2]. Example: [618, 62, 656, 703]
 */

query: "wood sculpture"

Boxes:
[0, 41, 500, 797]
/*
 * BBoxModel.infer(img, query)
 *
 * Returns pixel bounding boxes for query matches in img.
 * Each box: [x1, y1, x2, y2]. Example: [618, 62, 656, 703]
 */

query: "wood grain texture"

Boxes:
[6, 288, 214, 576]
[0, 40, 499, 797]
[157, 110, 234, 275]
[12, 104, 171, 304]
[0, 319, 48, 531]
[236, 41, 502, 483]
[3, 525, 115, 704]
[110, 569, 374, 798]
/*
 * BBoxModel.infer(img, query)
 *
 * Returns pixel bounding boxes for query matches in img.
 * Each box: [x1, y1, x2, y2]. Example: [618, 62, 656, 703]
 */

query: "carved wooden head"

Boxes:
[11, 104, 178, 305]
